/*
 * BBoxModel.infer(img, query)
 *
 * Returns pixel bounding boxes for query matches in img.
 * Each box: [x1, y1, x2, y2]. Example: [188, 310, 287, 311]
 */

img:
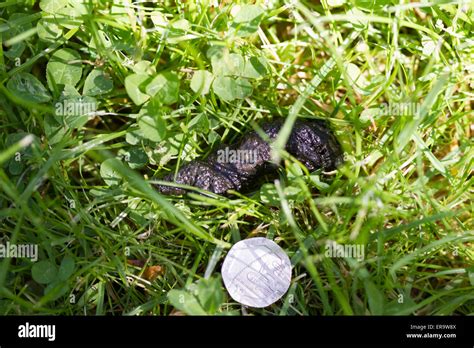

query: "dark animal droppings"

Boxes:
[155, 119, 343, 195]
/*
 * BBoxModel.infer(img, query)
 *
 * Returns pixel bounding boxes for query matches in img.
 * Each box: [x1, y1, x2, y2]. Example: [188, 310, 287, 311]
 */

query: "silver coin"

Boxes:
[221, 237, 292, 308]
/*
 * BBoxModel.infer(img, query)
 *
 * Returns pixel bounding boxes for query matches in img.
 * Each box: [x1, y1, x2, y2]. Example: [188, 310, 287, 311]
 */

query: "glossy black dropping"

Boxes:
[155, 119, 343, 195]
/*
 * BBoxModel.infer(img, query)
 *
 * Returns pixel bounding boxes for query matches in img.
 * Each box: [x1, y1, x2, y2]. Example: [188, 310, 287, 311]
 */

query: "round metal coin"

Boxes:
[221, 237, 292, 308]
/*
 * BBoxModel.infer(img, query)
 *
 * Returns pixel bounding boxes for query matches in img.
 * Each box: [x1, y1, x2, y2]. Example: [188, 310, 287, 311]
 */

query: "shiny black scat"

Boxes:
[155, 119, 343, 195]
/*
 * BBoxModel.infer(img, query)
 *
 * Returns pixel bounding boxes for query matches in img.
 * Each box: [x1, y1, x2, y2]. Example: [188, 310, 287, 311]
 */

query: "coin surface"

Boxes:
[221, 237, 292, 308]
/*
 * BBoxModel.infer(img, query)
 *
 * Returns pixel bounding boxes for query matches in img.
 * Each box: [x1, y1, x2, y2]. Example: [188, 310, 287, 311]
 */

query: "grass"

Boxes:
[0, 0, 473, 316]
